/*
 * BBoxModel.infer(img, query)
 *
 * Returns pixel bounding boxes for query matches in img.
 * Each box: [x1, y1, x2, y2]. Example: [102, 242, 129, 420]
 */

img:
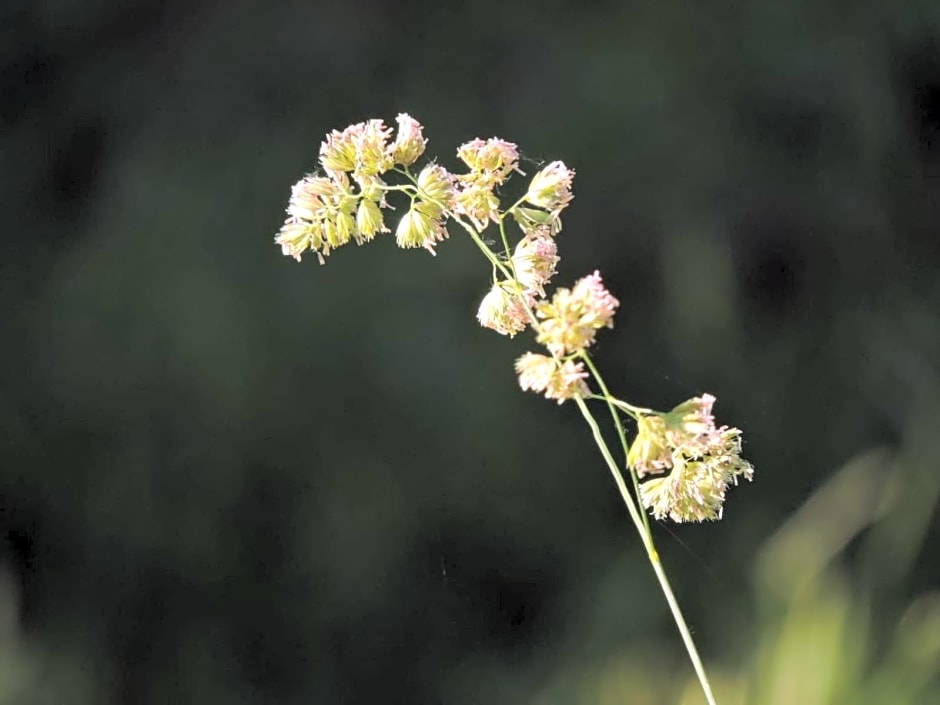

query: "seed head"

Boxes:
[477, 282, 531, 337]
[457, 138, 521, 184]
[391, 113, 427, 166]
[535, 271, 619, 356]
[630, 395, 754, 522]
[524, 160, 574, 213]
[515, 352, 589, 404]
[511, 233, 559, 297]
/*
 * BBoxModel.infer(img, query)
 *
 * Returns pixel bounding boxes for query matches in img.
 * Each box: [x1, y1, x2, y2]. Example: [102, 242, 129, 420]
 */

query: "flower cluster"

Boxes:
[454, 138, 521, 230]
[534, 271, 619, 357]
[447, 154, 601, 404]
[396, 164, 456, 253]
[275, 114, 442, 263]
[628, 394, 754, 522]
[501, 270, 620, 405]
[448, 150, 613, 405]
[471, 157, 574, 337]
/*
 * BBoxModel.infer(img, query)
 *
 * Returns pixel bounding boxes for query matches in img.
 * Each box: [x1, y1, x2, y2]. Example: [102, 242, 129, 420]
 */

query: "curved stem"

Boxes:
[573, 396, 718, 705]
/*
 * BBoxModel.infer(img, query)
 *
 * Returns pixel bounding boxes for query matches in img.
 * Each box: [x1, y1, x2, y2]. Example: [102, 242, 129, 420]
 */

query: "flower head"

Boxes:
[455, 182, 501, 230]
[275, 173, 361, 263]
[395, 203, 449, 254]
[416, 164, 456, 211]
[391, 113, 427, 166]
[515, 353, 590, 404]
[319, 119, 394, 178]
[477, 282, 532, 337]
[629, 394, 754, 522]
[524, 160, 574, 213]
[457, 138, 521, 184]
[535, 271, 619, 356]
[275, 217, 321, 263]
[511, 233, 558, 297]
[356, 198, 386, 241]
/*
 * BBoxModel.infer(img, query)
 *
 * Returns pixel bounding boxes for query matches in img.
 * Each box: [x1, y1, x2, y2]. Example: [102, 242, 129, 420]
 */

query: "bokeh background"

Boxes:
[2, 0, 939, 703]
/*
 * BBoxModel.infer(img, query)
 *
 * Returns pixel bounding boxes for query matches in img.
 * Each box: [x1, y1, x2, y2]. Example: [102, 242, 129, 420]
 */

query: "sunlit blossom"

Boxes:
[515, 352, 589, 404]
[535, 271, 619, 356]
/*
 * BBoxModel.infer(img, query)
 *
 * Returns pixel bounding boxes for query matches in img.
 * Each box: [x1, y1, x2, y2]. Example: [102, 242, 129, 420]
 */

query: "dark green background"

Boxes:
[2, 1, 938, 703]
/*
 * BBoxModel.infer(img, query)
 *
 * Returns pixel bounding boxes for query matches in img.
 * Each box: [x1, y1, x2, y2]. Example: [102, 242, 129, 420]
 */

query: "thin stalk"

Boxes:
[579, 353, 650, 536]
[573, 396, 718, 705]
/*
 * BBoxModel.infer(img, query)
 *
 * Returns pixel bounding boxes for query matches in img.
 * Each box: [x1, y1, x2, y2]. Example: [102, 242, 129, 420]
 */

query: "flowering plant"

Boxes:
[274, 114, 754, 704]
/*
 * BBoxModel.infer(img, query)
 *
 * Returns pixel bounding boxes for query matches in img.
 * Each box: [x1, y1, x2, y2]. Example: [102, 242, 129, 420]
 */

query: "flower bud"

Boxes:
[511, 206, 557, 235]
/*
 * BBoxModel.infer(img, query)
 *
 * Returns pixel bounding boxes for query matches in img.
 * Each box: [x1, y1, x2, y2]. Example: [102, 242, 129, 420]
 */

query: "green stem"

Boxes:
[573, 396, 718, 705]
[606, 397, 655, 416]
[579, 353, 650, 536]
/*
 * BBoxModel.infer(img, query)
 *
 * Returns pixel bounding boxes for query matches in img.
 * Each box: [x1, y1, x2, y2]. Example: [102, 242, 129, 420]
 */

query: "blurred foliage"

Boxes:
[1, 0, 938, 703]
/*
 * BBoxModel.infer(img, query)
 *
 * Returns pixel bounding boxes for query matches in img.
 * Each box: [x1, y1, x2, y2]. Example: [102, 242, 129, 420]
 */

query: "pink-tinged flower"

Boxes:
[395, 203, 449, 254]
[515, 353, 589, 404]
[524, 161, 574, 213]
[275, 217, 323, 264]
[626, 414, 672, 478]
[319, 126, 359, 174]
[320, 119, 394, 178]
[476, 282, 532, 337]
[511, 233, 559, 297]
[456, 138, 522, 184]
[391, 113, 427, 166]
[455, 182, 501, 230]
[629, 395, 754, 523]
[351, 119, 394, 176]
[286, 175, 335, 220]
[416, 164, 456, 211]
[356, 198, 386, 241]
[535, 271, 619, 356]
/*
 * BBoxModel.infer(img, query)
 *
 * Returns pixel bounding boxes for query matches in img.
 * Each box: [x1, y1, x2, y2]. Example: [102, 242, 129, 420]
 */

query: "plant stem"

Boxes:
[579, 353, 650, 536]
[573, 396, 718, 705]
